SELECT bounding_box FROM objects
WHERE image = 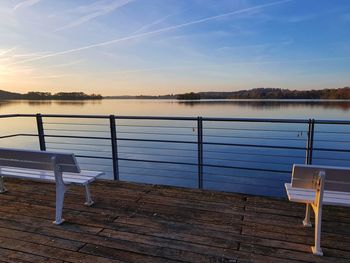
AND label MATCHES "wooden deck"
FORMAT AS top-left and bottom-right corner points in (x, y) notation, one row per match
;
(0, 179), (349, 263)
